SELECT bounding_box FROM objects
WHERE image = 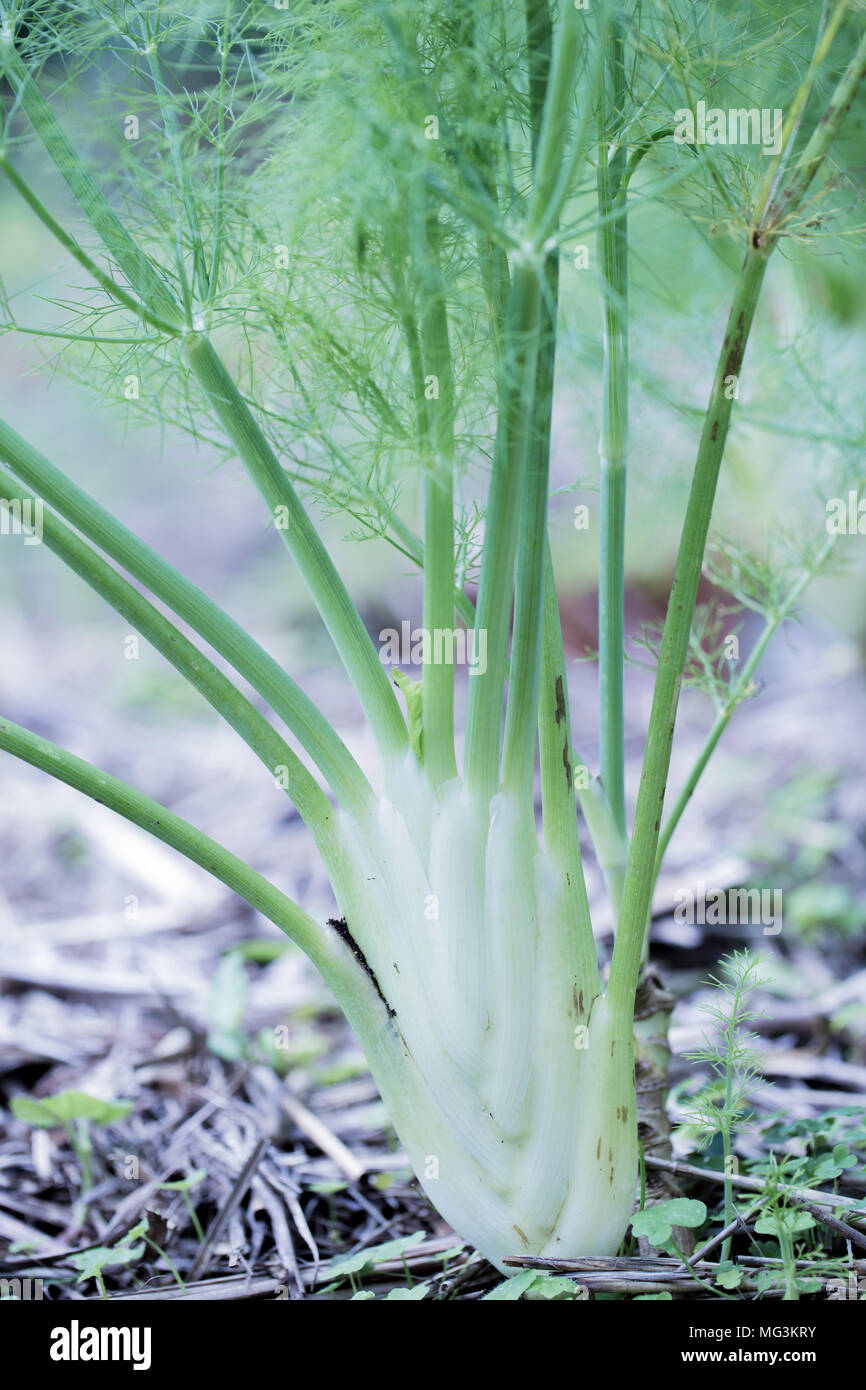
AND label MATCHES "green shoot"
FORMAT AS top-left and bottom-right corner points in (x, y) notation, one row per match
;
(679, 951), (770, 1262)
